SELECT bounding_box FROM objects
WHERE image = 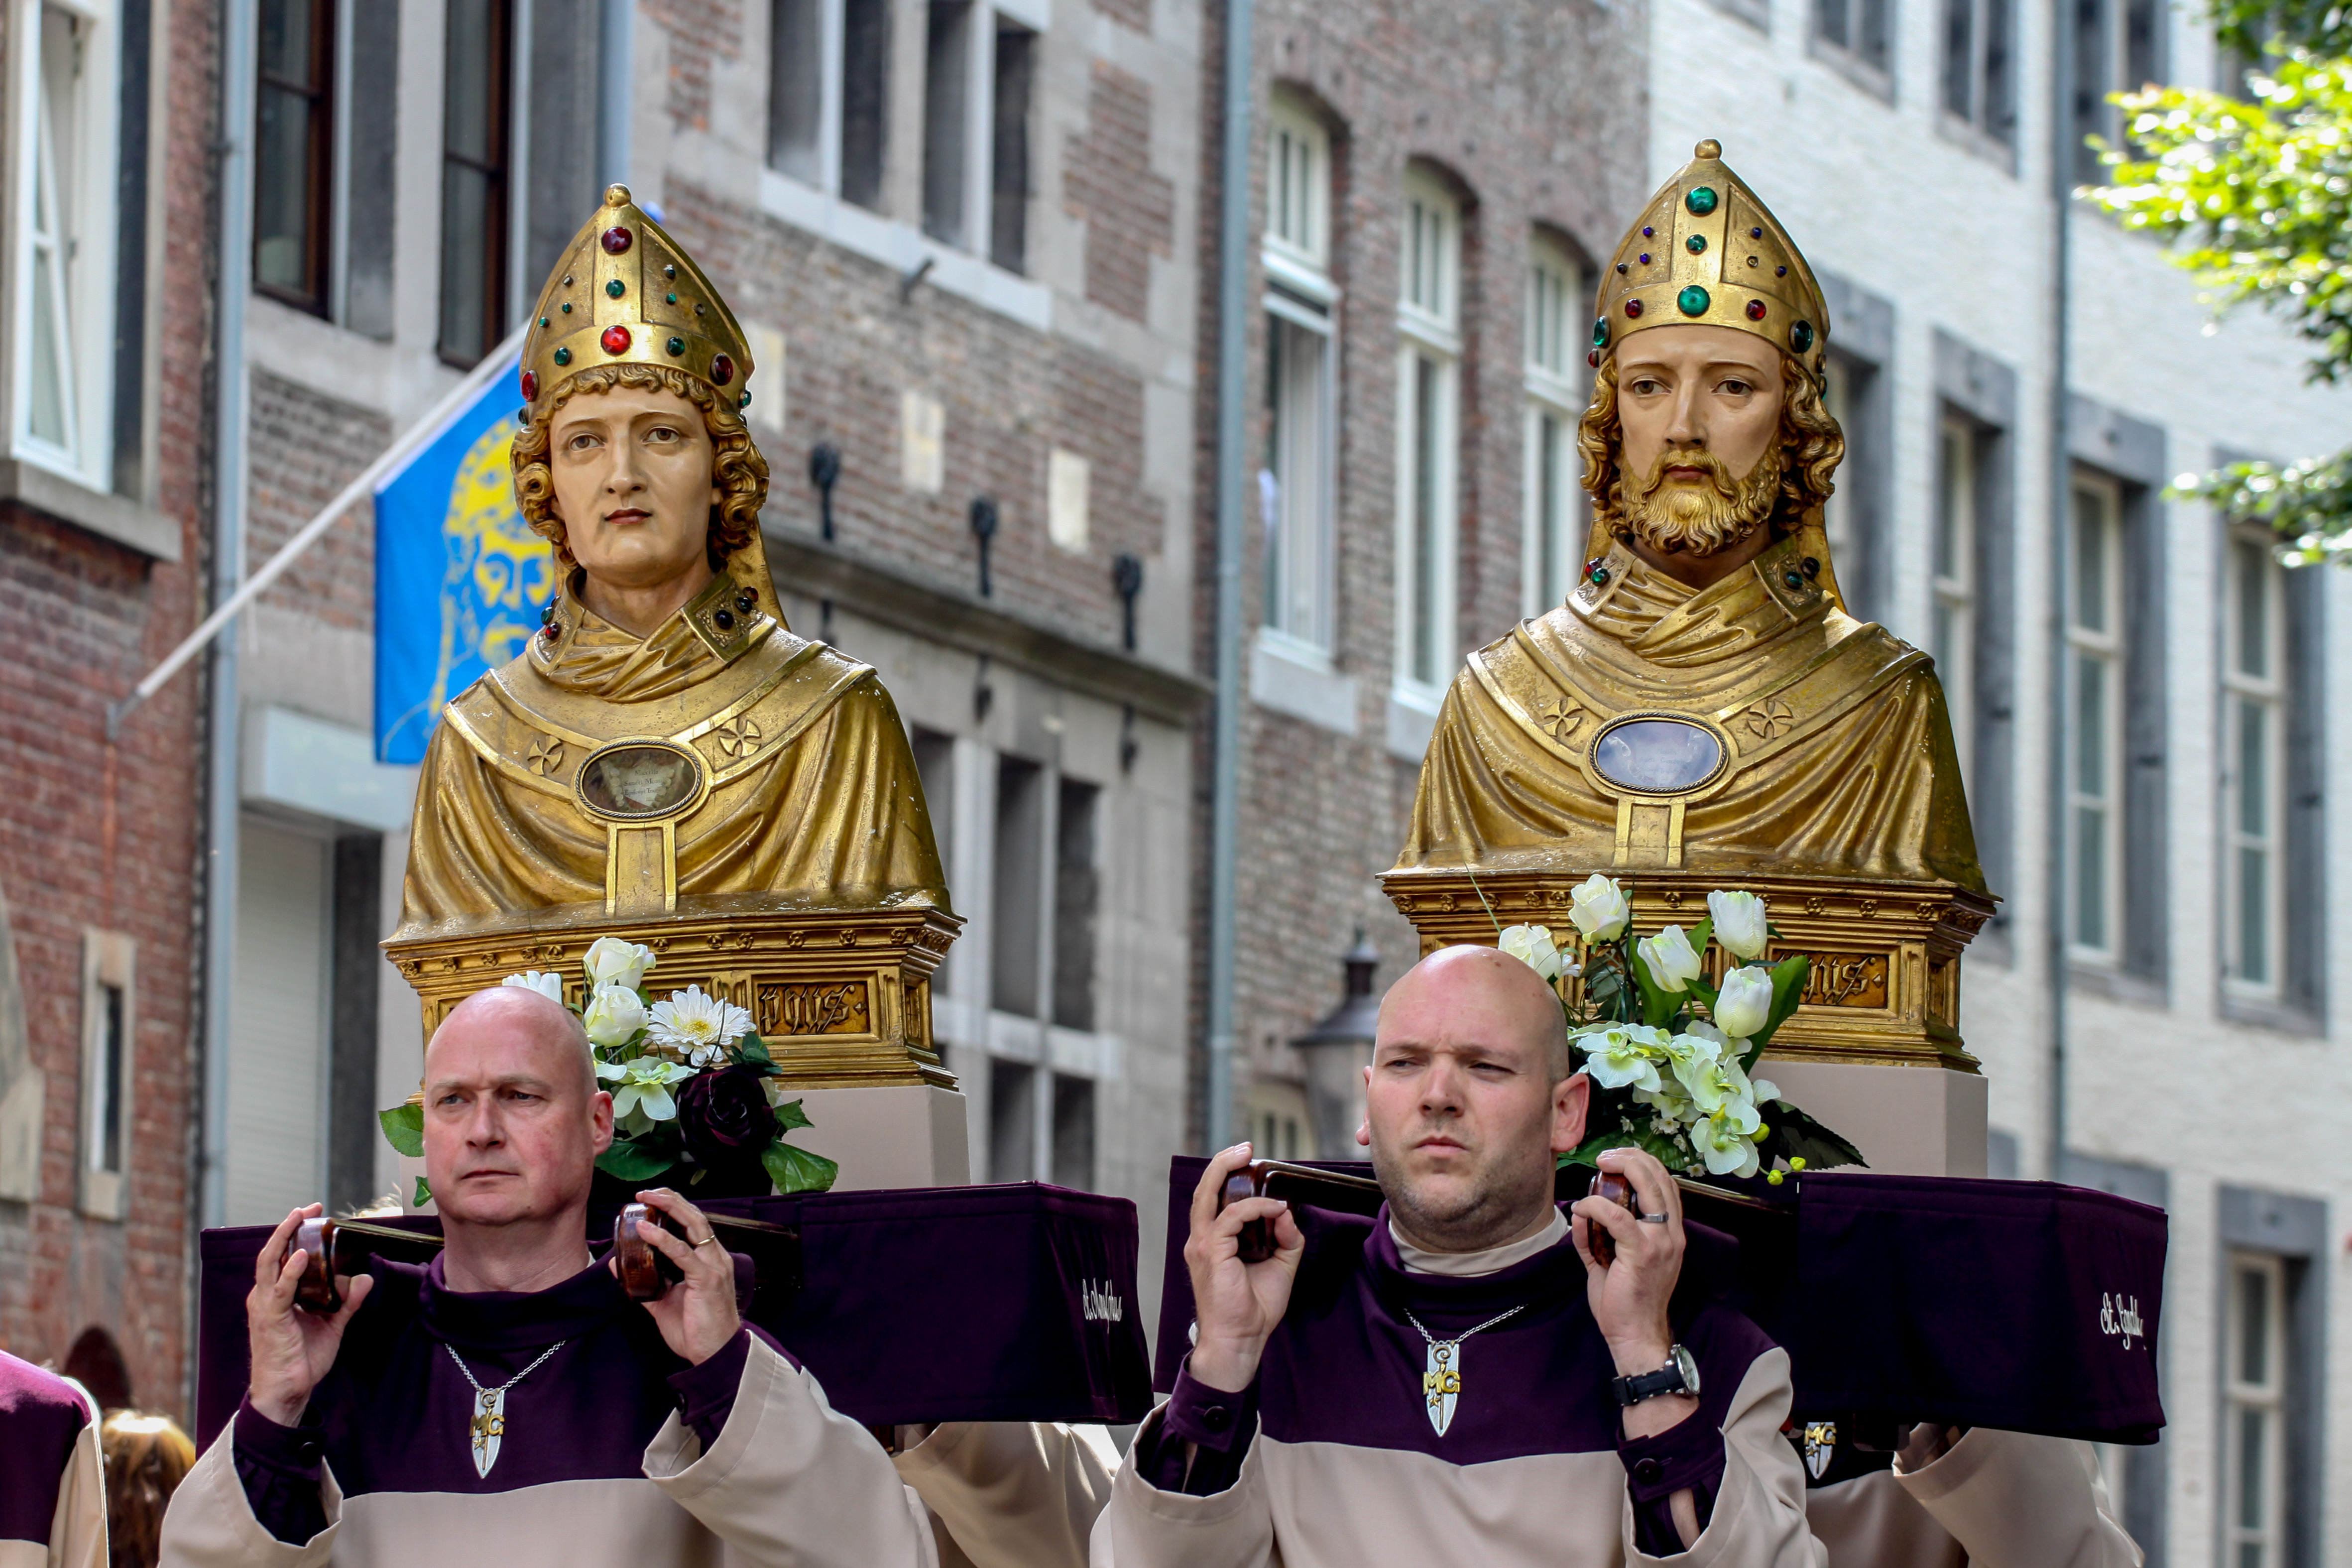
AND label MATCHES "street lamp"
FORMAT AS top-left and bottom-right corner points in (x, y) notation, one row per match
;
(1291, 930), (1381, 1161)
